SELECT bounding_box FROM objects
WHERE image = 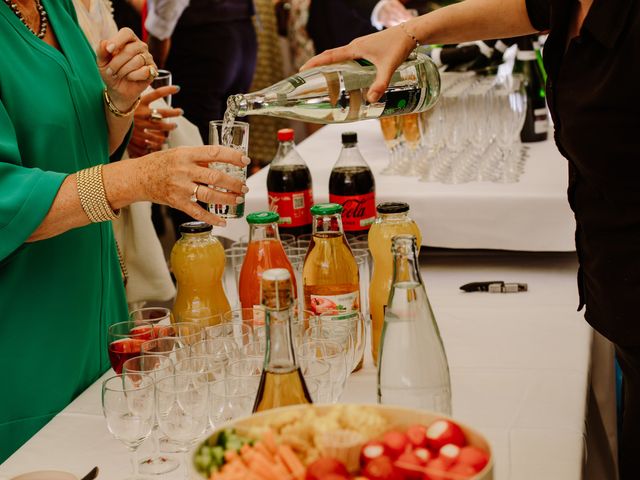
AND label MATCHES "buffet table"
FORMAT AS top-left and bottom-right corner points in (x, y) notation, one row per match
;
(0, 251), (600, 480)
(221, 121), (575, 252)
